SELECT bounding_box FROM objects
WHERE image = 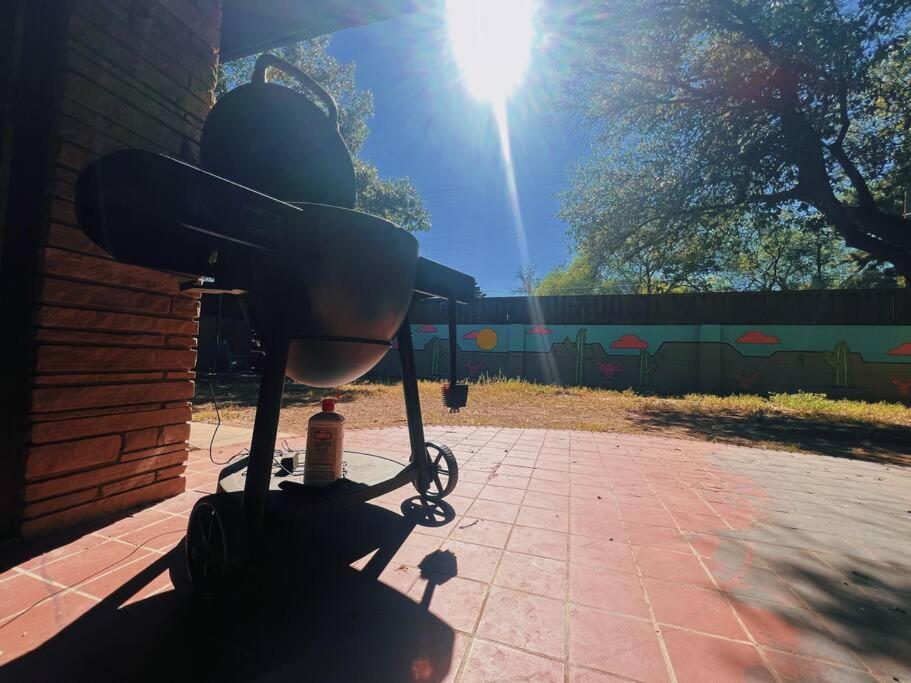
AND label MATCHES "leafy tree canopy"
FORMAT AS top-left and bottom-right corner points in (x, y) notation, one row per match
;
(554, 0), (911, 286)
(217, 37), (430, 232)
